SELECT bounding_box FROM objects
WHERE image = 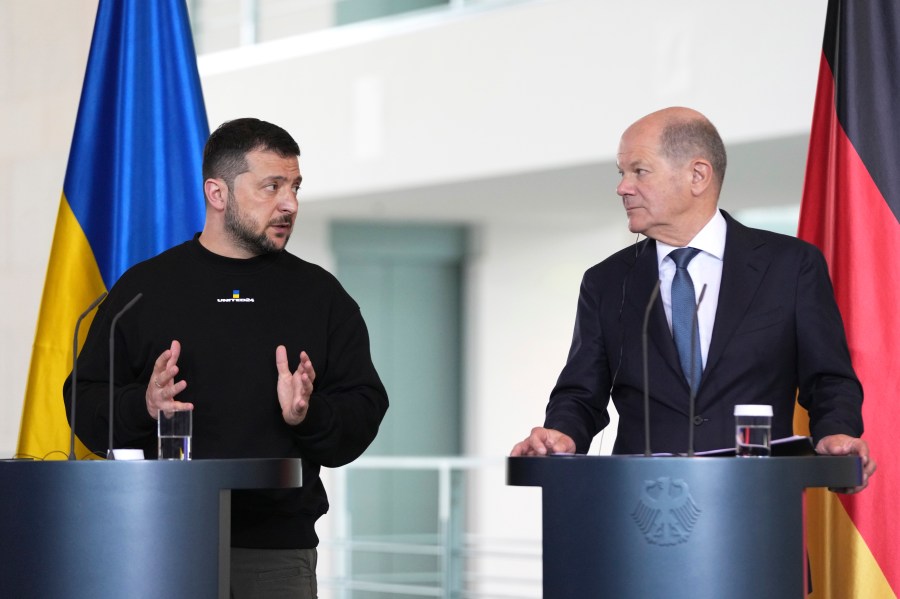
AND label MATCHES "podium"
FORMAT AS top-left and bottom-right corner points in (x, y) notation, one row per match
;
(0, 459), (302, 599)
(507, 455), (861, 599)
